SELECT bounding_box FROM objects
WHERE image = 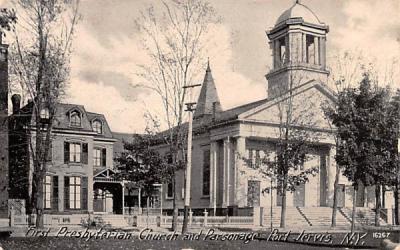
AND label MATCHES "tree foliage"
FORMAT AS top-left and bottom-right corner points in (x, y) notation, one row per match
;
(325, 74), (400, 227)
(115, 134), (179, 196)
